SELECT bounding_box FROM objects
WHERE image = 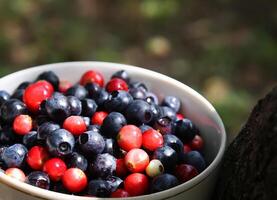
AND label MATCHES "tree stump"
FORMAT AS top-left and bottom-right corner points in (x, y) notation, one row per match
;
(213, 87), (277, 200)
